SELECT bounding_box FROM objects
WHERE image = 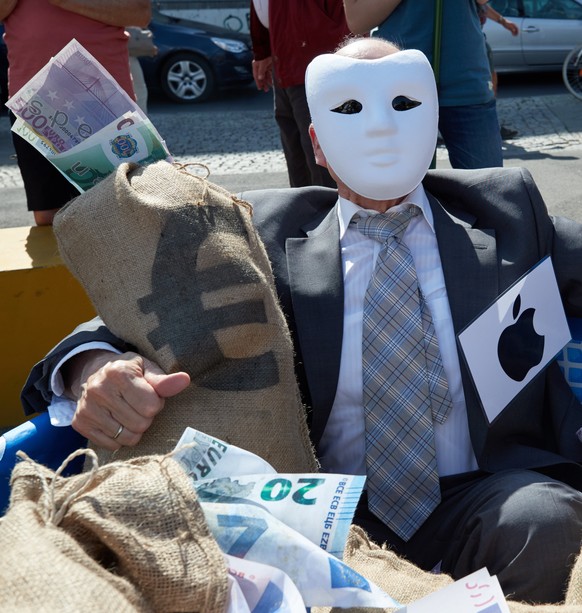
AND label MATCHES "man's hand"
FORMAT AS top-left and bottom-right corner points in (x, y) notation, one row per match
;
(65, 350), (190, 450)
(252, 57), (273, 92)
(501, 17), (519, 36)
